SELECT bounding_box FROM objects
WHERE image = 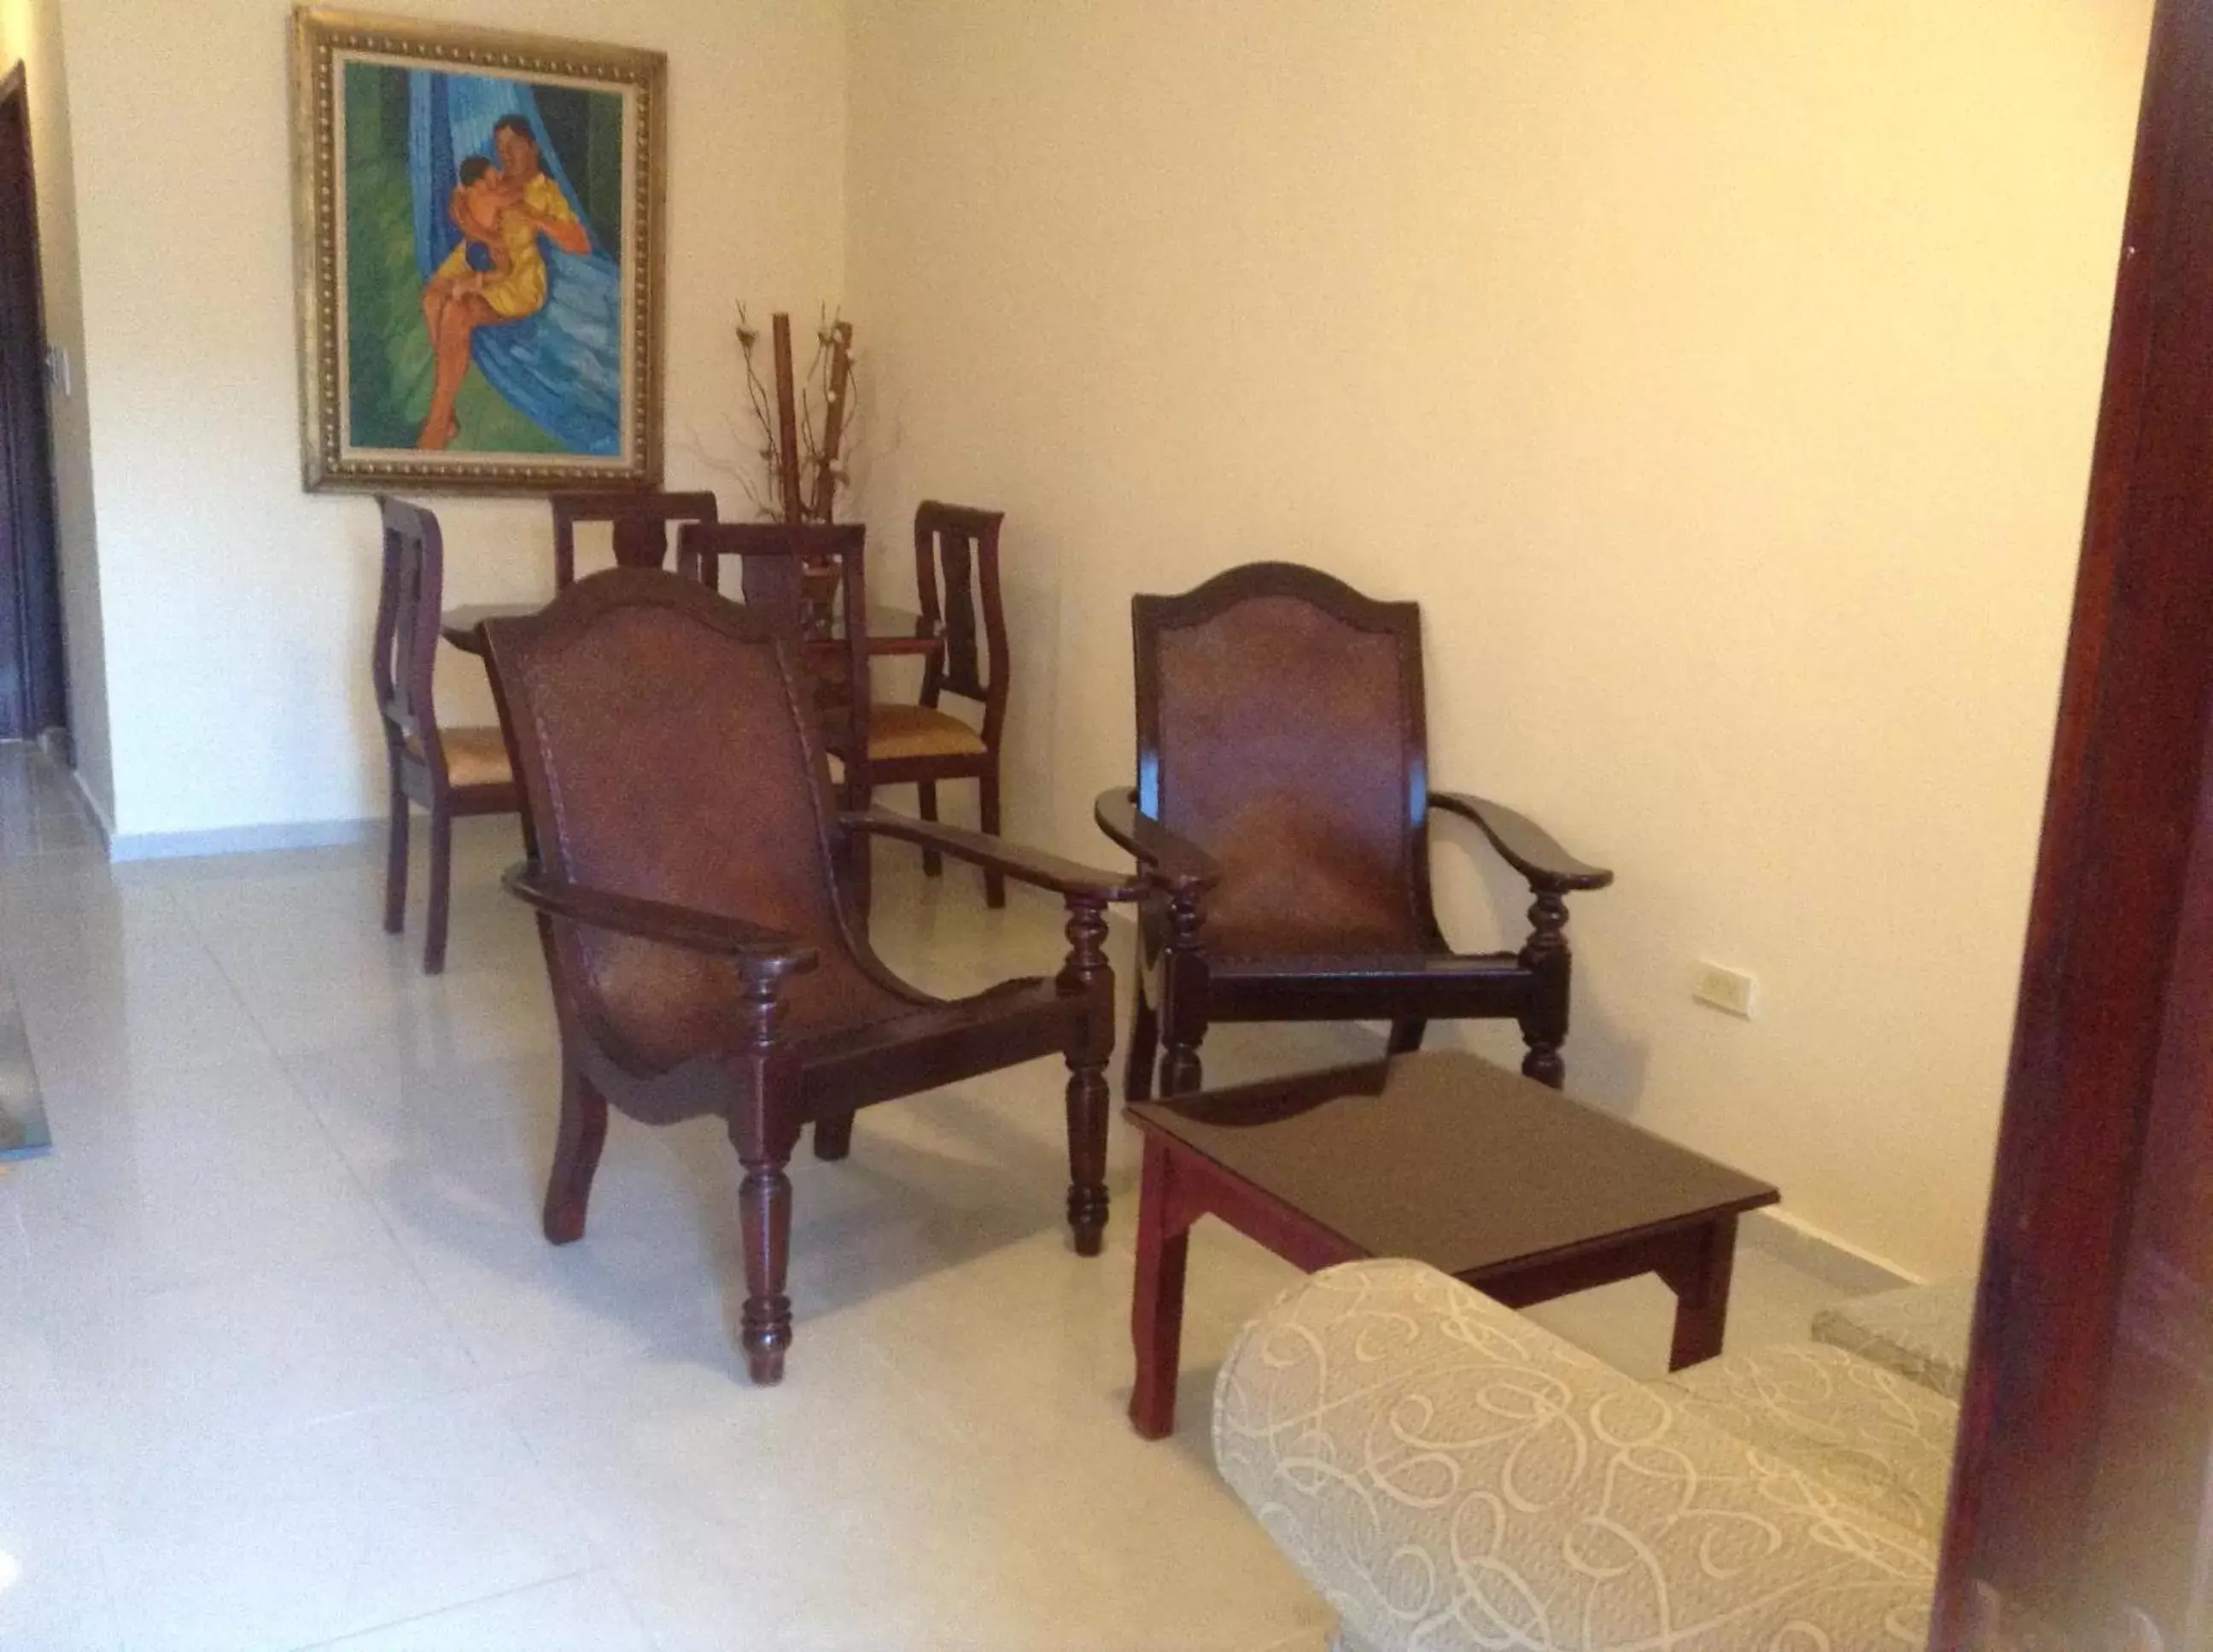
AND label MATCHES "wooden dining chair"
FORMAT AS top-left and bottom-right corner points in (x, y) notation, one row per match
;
(371, 497), (519, 974)
(868, 503), (1011, 907)
(1095, 561), (1614, 1099)
(677, 521), (873, 808)
(550, 490), (718, 588)
(479, 569), (1138, 1383)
